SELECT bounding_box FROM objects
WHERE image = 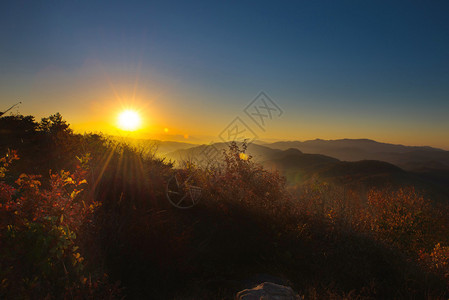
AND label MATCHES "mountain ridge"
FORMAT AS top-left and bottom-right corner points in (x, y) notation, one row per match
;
(265, 138), (449, 170)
